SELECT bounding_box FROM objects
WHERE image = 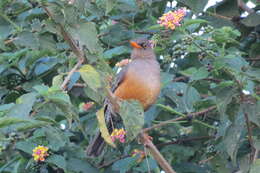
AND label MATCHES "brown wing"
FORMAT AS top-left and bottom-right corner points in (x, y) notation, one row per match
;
(111, 65), (129, 92)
